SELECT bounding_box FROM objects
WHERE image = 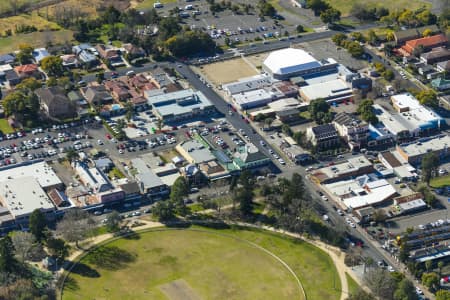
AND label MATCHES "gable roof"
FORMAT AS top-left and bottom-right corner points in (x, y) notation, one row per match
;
(35, 86), (69, 106)
(405, 34), (448, 49)
(14, 64), (38, 73)
(420, 47), (450, 61)
(394, 25), (439, 43)
(84, 86), (113, 103)
(437, 60), (450, 71)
